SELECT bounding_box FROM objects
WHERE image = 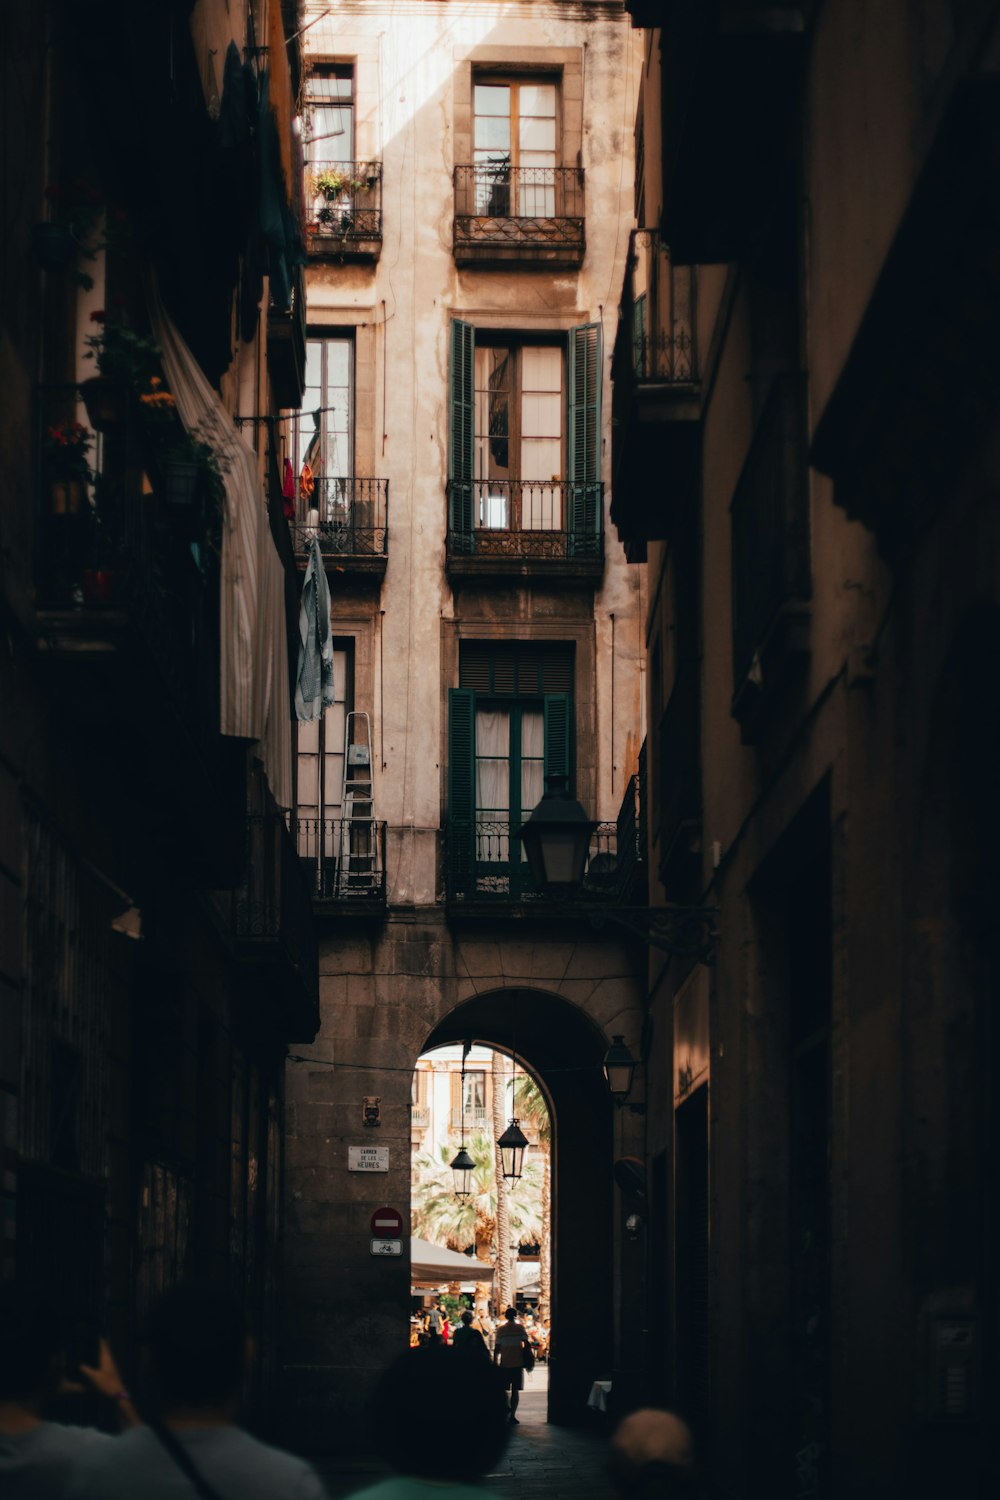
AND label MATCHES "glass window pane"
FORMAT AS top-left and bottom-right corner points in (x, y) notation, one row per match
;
(475, 116), (511, 152)
(519, 84), (556, 117)
(475, 84), (510, 117)
(521, 393), (562, 439)
(519, 117), (557, 153)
